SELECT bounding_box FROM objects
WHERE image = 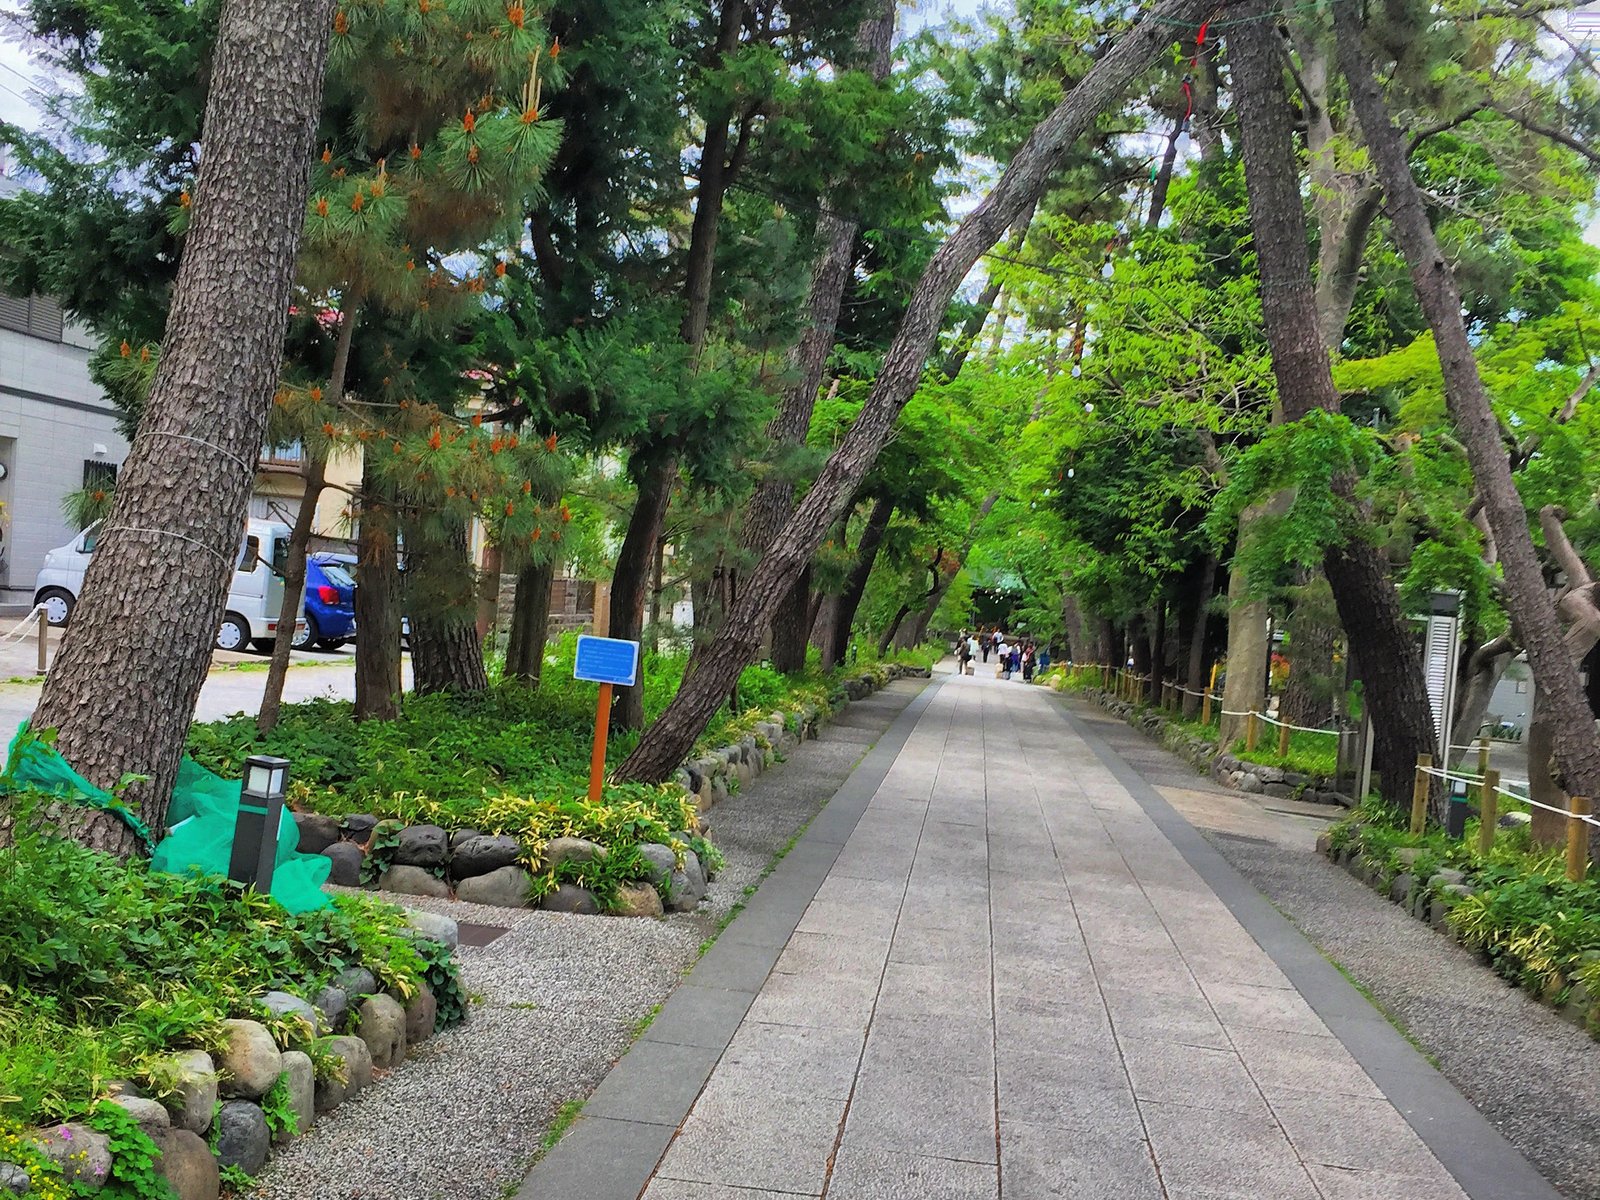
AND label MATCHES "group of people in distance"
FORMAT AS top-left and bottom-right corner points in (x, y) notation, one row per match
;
(955, 628), (1049, 681)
